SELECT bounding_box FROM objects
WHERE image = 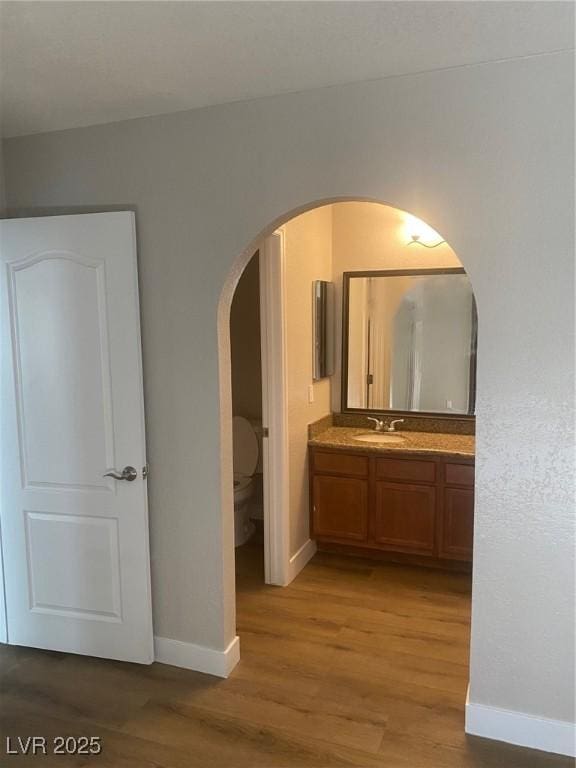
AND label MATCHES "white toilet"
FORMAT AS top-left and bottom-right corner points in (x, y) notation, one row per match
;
(232, 416), (259, 547)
